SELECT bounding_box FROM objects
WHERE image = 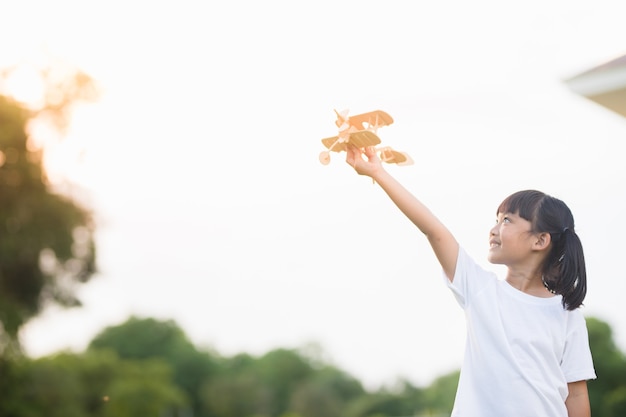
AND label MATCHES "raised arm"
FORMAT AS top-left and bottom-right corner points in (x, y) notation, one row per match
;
(346, 145), (459, 280)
